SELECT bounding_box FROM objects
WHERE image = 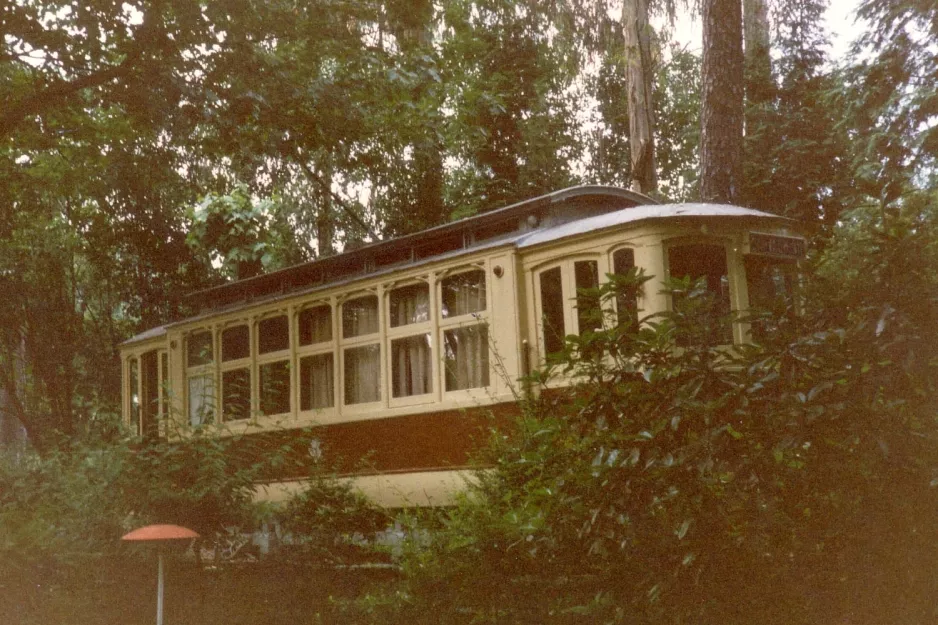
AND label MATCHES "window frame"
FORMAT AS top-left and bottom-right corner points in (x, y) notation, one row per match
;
(386, 277), (436, 407)
(255, 311), (291, 418)
(532, 253), (607, 362)
(608, 245), (642, 329)
(662, 236), (741, 345)
(219, 320), (252, 422)
(437, 264), (492, 397)
(124, 347), (170, 438)
(339, 289), (383, 410)
(184, 328), (217, 427)
(295, 299), (338, 417)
